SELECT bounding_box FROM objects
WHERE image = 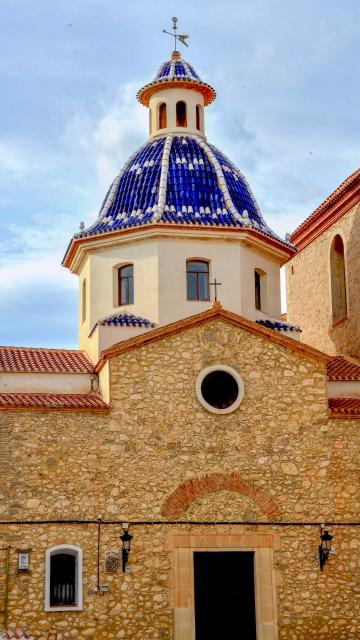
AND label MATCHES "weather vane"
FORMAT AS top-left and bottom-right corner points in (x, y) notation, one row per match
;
(162, 17), (189, 51)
